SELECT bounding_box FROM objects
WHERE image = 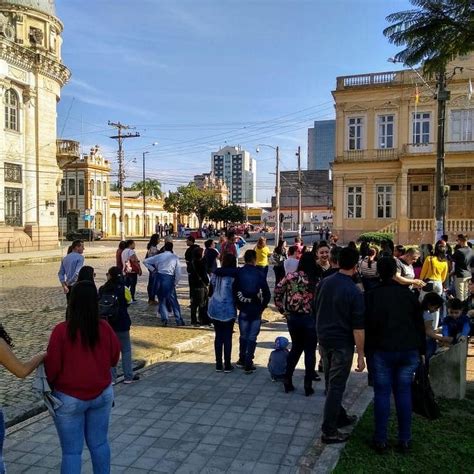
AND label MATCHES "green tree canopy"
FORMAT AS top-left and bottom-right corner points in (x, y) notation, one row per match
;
(209, 203), (245, 225)
(163, 183), (220, 228)
(129, 179), (163, 198)
(384, 0), (474, 75)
